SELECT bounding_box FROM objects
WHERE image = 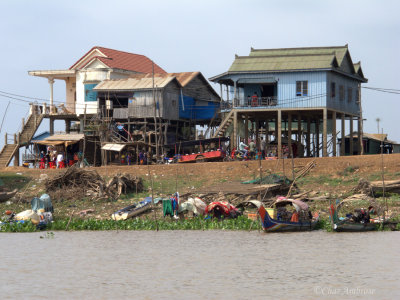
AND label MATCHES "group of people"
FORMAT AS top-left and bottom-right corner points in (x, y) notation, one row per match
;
(39, 150), (79, 169)
(119, 150), (150, 165)
(237, 137), (271, 159)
